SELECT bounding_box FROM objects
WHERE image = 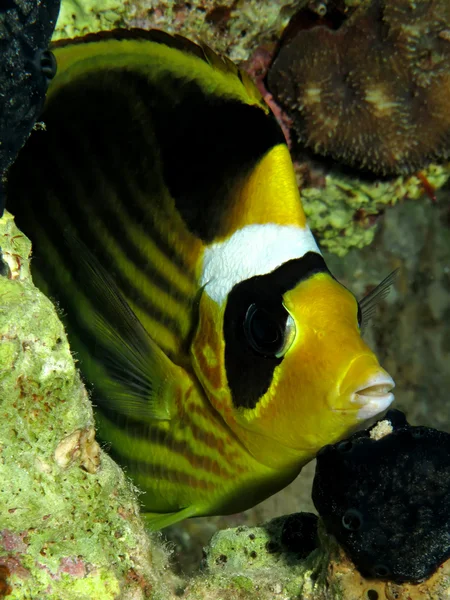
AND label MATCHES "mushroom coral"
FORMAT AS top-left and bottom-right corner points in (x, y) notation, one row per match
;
(267, 0), (450, 175)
